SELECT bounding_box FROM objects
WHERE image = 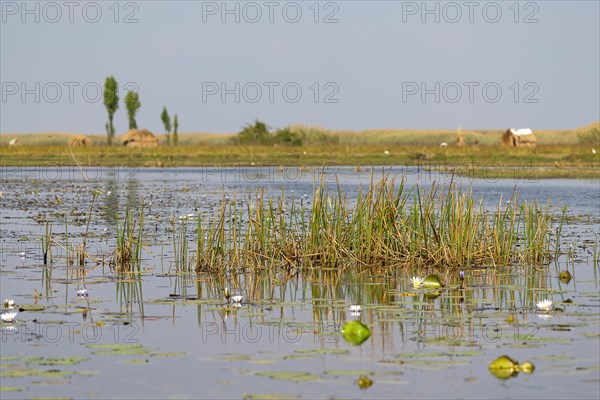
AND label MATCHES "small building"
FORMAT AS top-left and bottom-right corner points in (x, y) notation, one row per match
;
(121, 129), (159, 148)
(502, 128), (537, 147)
